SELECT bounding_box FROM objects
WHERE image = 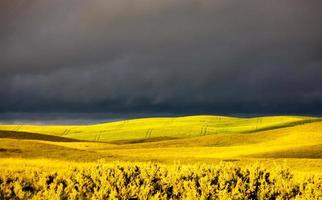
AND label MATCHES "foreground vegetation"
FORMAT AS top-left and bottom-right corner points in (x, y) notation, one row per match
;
(1, 160), (321, 200)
